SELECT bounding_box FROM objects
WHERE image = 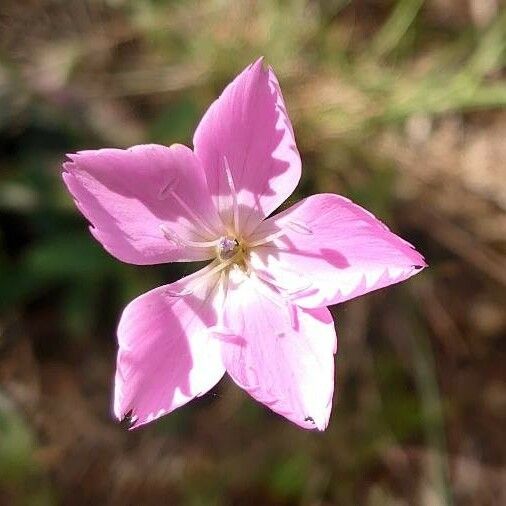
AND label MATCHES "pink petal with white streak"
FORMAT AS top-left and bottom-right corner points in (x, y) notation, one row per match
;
(193, 58), (301, 235)
(249, 193), (426, 308)
(219, 270), (337, 430)
(114, 265), (225, 428)
(63, 144), (222, 265)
